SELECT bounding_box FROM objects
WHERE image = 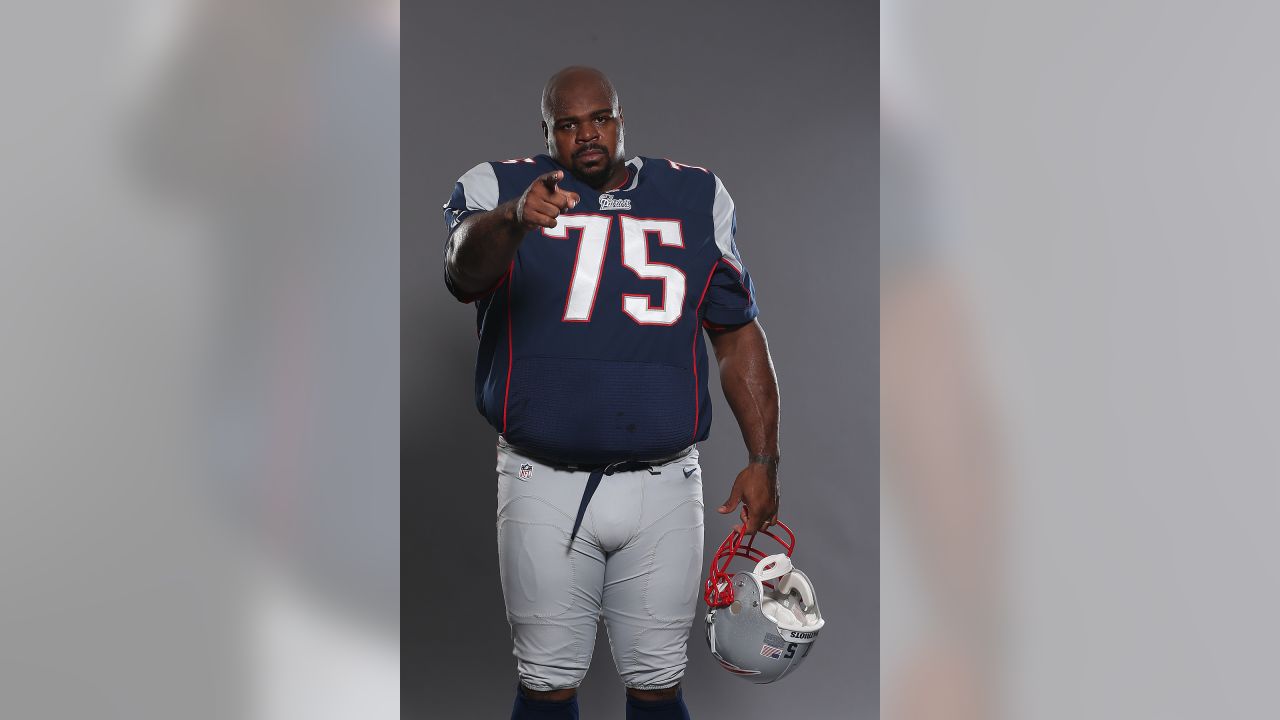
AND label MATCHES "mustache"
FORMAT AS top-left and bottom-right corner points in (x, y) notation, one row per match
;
(574, 144), (608, 159)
